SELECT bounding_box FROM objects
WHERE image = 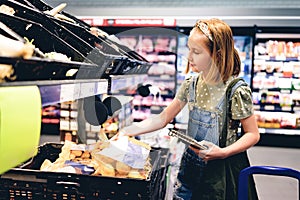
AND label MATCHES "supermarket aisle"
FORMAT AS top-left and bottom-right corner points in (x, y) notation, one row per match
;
(39, 135), (300, 200)
(248, 146), (300, 200)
